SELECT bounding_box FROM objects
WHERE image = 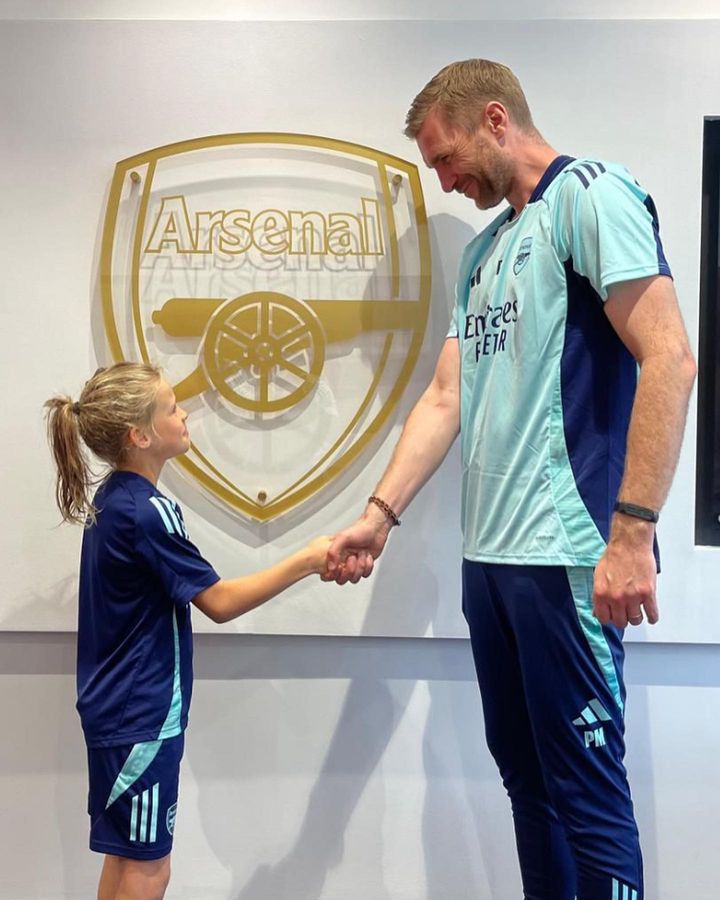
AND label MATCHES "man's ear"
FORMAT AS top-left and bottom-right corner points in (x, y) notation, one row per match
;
(484, 101), (508, 140)
(127, 425), (152, 450)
